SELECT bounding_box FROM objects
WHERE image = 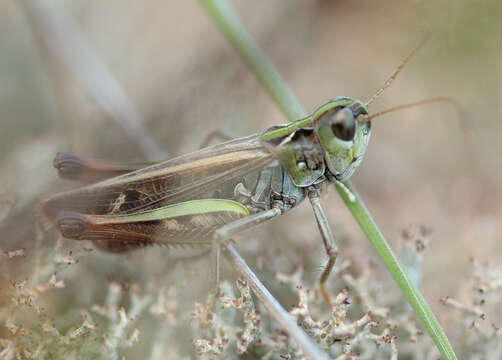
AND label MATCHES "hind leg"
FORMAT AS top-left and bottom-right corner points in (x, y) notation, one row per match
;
(210, 206), (283, 293)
